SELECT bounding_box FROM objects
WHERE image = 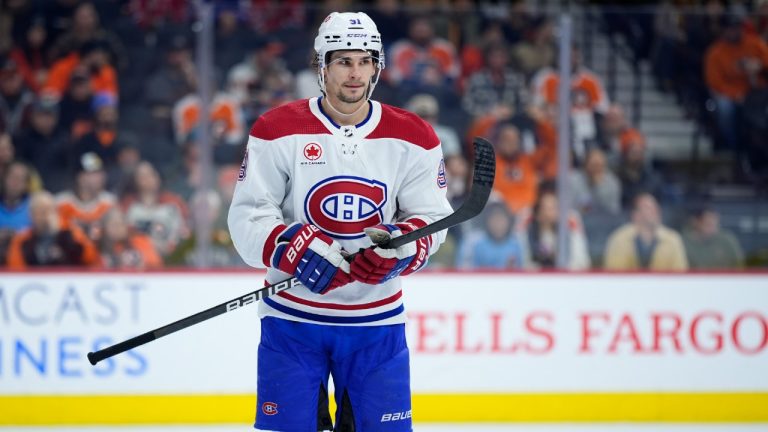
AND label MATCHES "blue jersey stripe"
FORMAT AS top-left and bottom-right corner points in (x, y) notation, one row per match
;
(263, 297), (404, 324)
